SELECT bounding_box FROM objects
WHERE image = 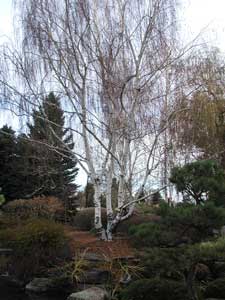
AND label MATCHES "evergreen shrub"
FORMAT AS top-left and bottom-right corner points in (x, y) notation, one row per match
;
(120, 278), (188, 300)
(0, 218), (68, 279)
